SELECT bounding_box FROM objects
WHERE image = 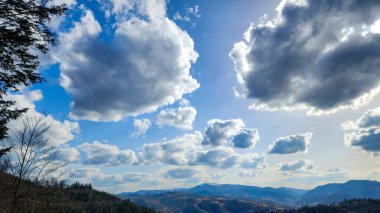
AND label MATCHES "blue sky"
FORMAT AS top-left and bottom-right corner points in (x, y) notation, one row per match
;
(8, 0), (380, 193)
